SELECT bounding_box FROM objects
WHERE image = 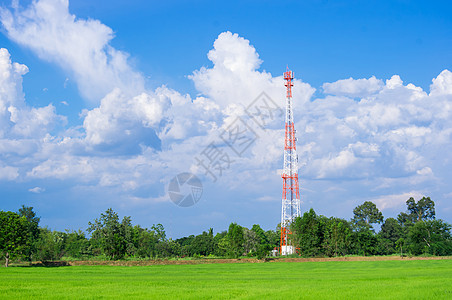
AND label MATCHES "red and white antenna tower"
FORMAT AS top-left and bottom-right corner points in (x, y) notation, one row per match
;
(280, 67), (301, 255)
